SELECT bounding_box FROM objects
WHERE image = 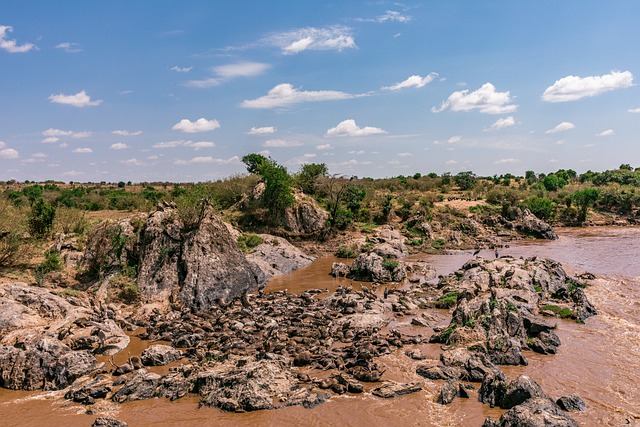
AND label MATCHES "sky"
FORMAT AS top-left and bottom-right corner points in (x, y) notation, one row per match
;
(1, 1), (640, 183)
